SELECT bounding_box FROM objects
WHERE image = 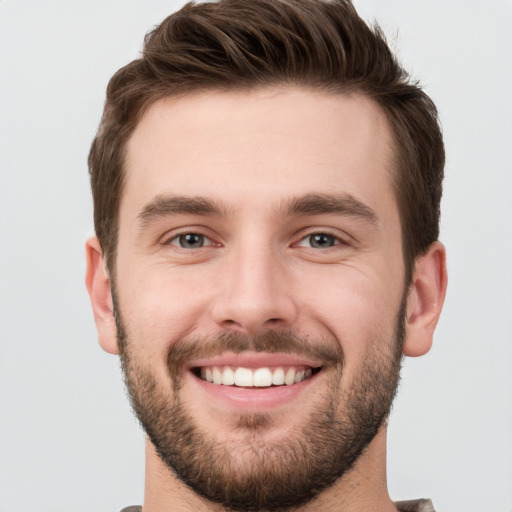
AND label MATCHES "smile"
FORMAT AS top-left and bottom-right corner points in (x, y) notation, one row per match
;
(186, 354), (326, 409)
(197, 365), (316, 387)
